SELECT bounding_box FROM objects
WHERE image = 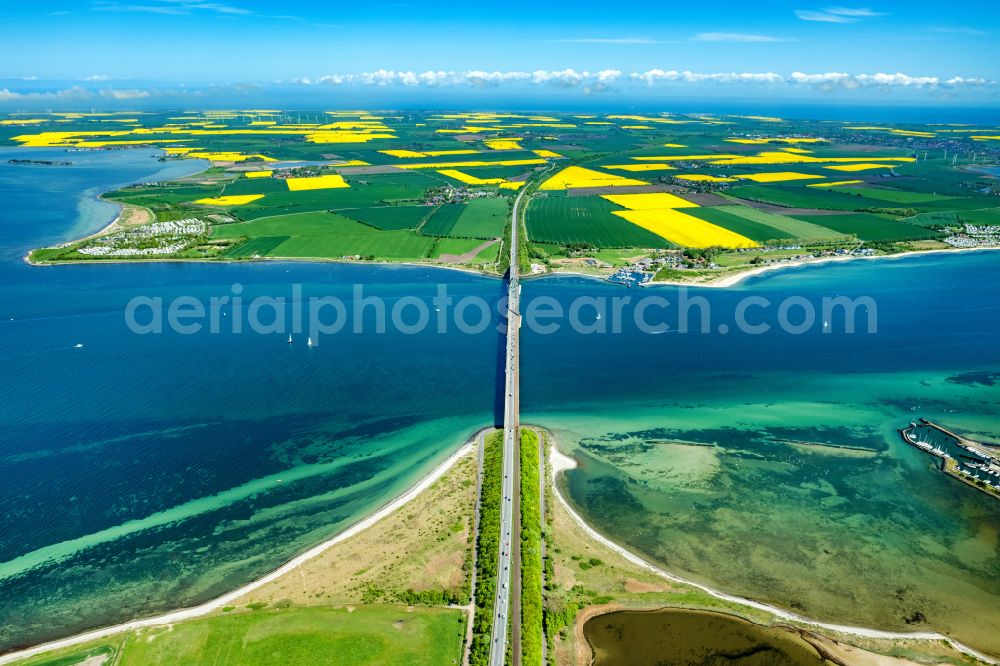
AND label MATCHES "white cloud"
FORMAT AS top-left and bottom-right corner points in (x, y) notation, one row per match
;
(0, 69), (994, 106)
(299, 69), (997, 93)
(825, 7), (884, 17)
(0, 86), (95, 101)
(82, 74), (111, 81)
(933, 27), (988, 36)
(796, 7), (886, 23)
(597, 69), (623, 84)
(99, 88), (151, 99)
(693, 33), (792, 42)
(629, 70), (786, 85)
(0, 86), (157, 102)
(92, 0), (253, 16)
